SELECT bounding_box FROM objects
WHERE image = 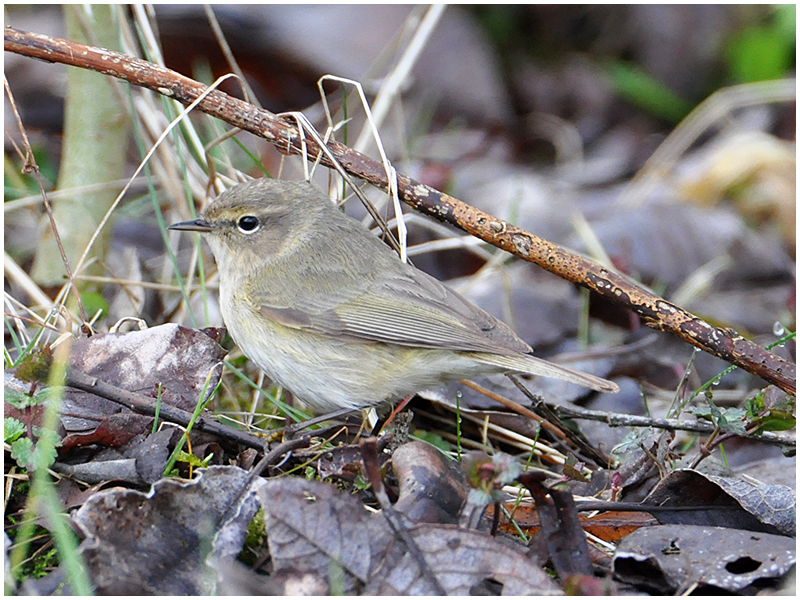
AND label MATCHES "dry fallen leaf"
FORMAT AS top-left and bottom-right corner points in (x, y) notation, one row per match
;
(73, 466), (261, 594)
(613, 524), (796, 594)
(258, 475), (561, 595)
(643, 468), (796, 536)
